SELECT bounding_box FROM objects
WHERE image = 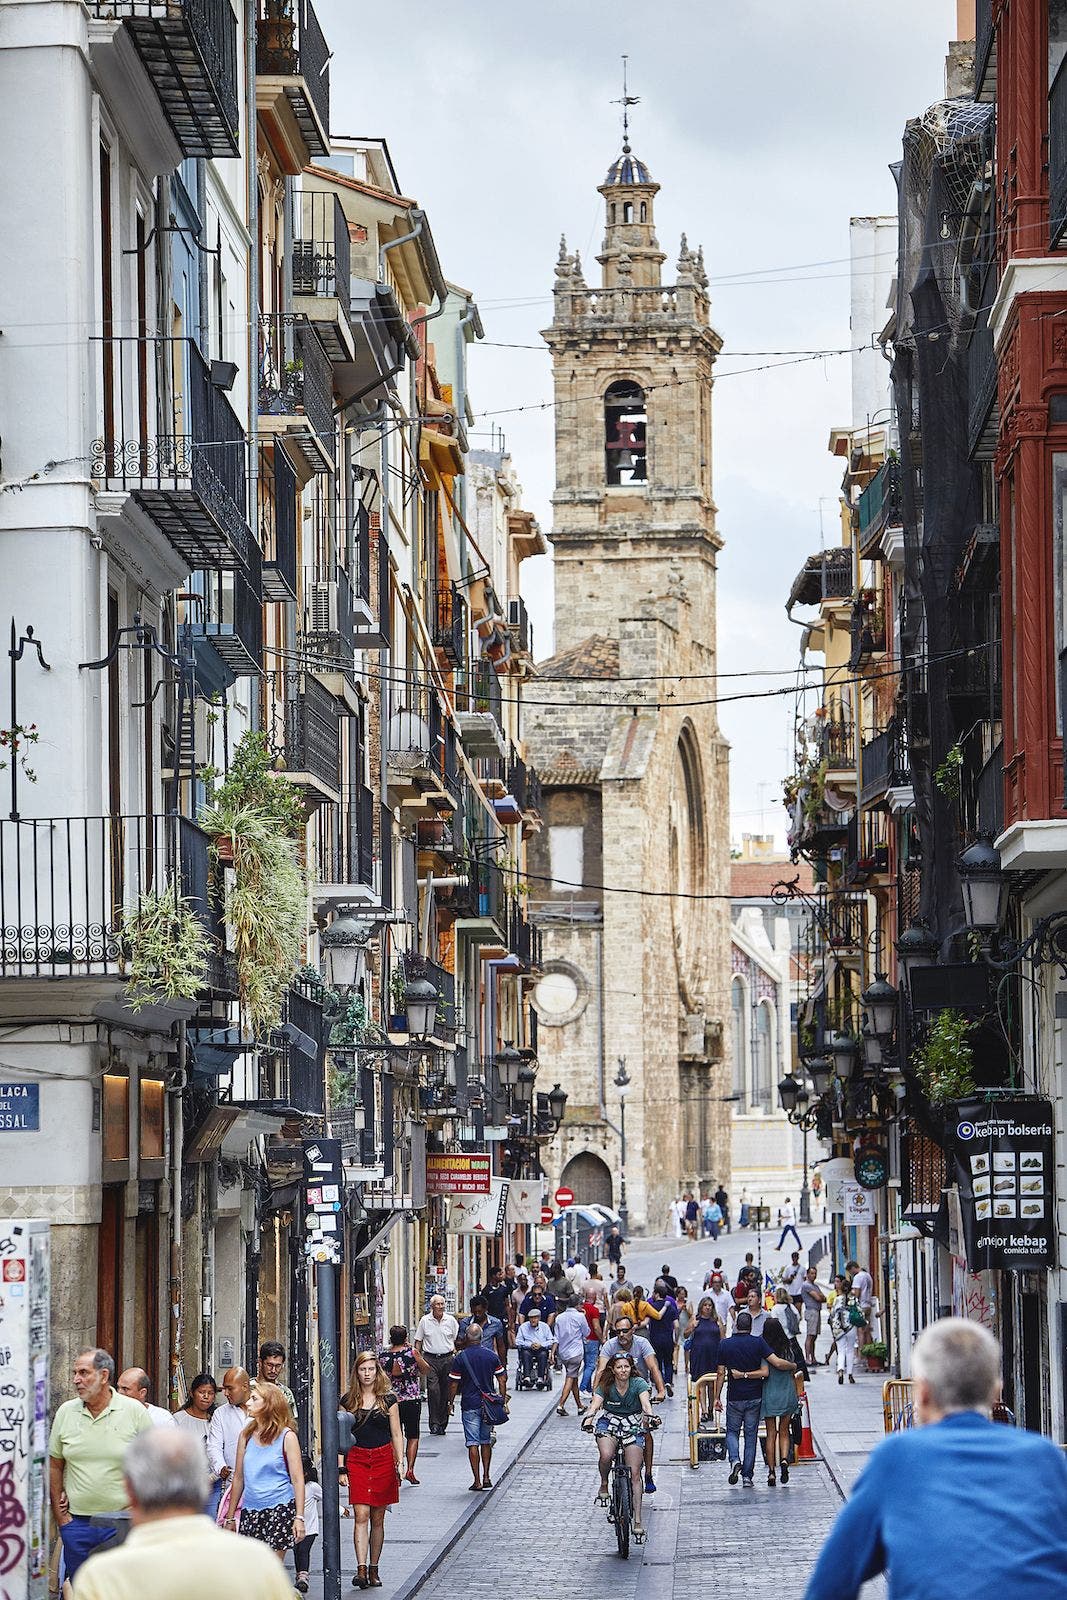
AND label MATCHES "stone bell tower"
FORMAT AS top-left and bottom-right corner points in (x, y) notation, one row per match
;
(524, 129), (732, 1235)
